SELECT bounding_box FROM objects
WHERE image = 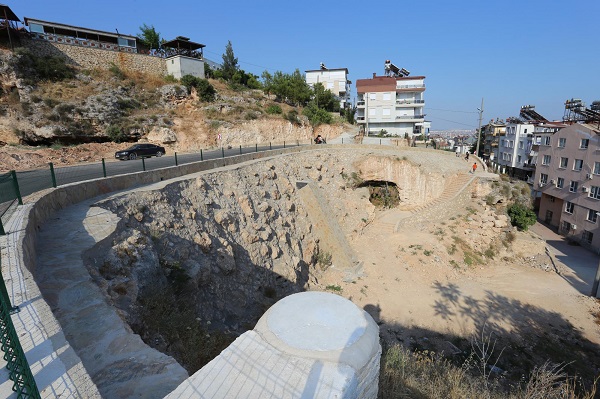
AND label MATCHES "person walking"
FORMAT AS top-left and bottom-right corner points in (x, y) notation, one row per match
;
(472, 162), (477, 173)
(465, 151), (470, 161)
